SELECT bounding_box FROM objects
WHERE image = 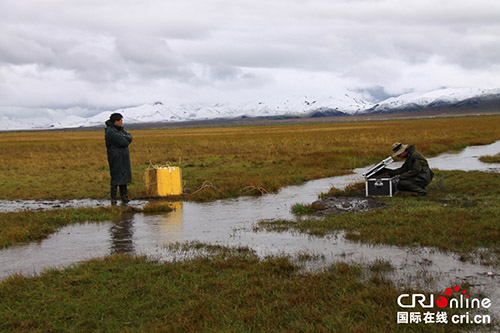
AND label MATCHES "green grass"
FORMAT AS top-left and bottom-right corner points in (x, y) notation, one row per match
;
(0, 251), (470, 332)
(258, 171), (500, 264)
(292, 203), (317, 215)
(0, 202), (172, 249)
(479, 152), (500, 163)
